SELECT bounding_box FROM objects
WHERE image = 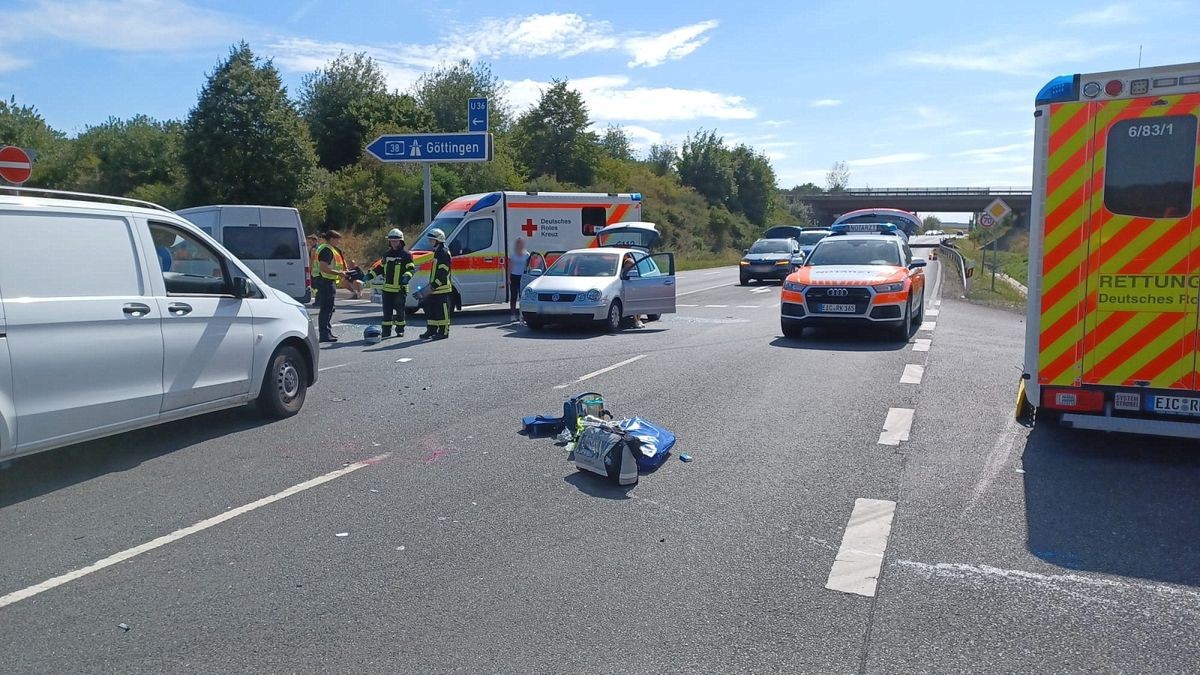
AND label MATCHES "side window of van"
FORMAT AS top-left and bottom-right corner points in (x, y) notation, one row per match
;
(0, 213), (143, 298)
(150, 222), (231, 295)
(448, 219), (494, 256)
